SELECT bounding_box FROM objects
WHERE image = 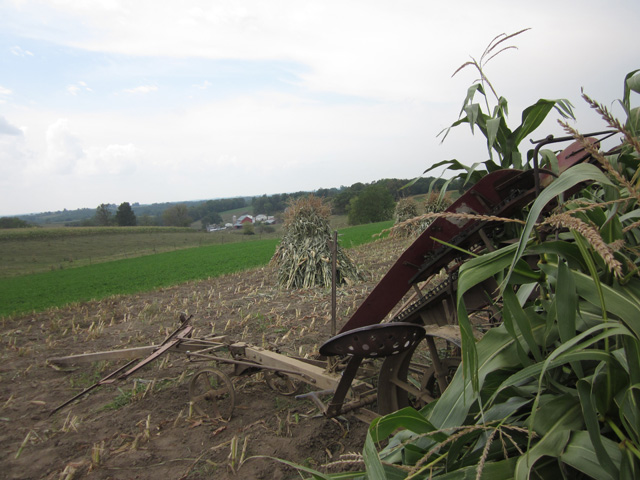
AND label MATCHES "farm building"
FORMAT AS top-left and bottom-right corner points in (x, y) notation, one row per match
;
(233, 214), (254, 228)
